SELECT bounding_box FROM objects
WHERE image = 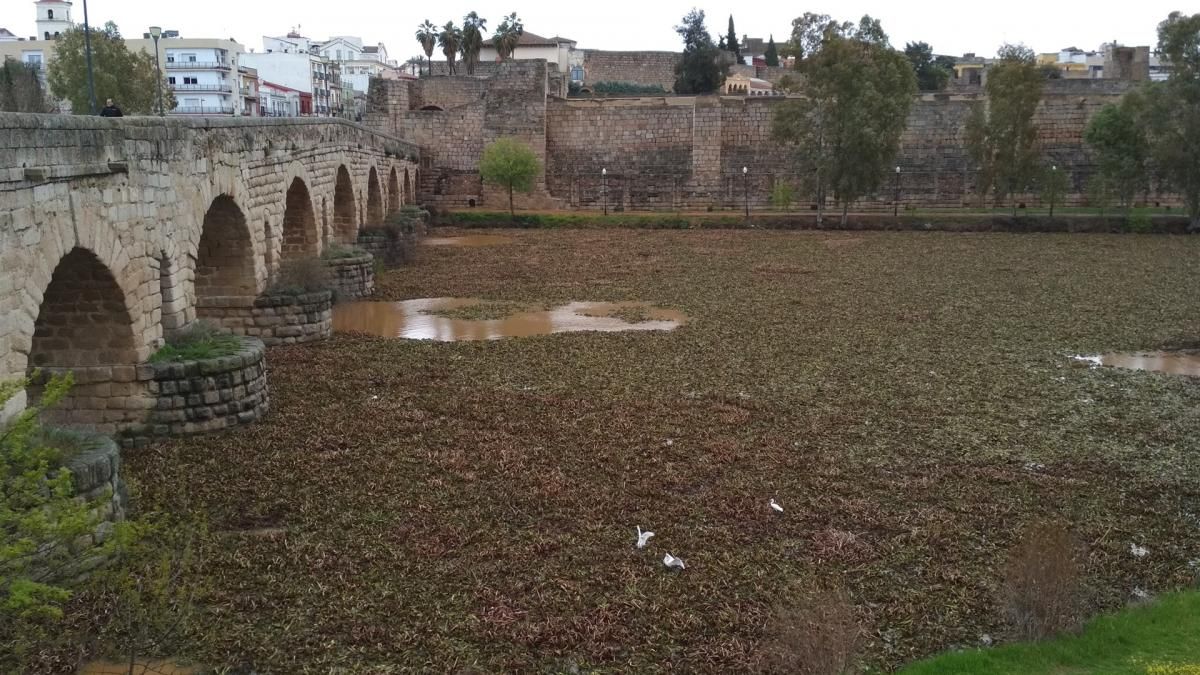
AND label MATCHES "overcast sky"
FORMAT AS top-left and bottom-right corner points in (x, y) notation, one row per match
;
(2, 1), (1181, 58)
